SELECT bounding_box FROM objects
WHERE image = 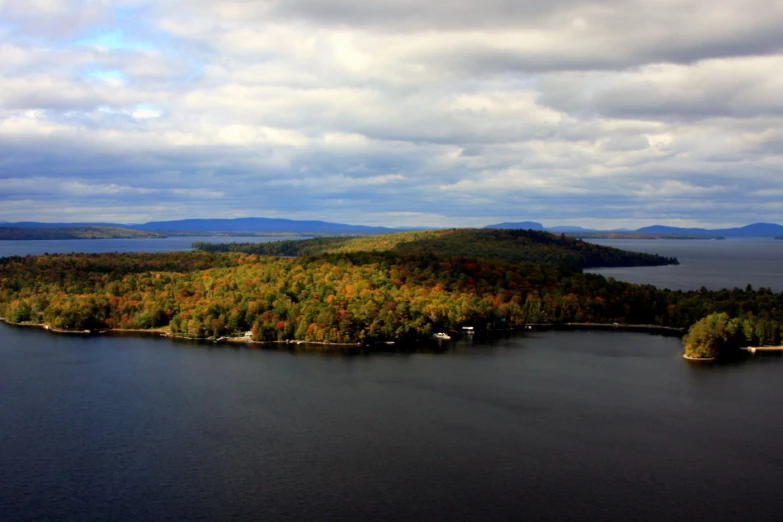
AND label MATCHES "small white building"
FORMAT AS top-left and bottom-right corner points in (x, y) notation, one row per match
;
(243, 331), (253, 338)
